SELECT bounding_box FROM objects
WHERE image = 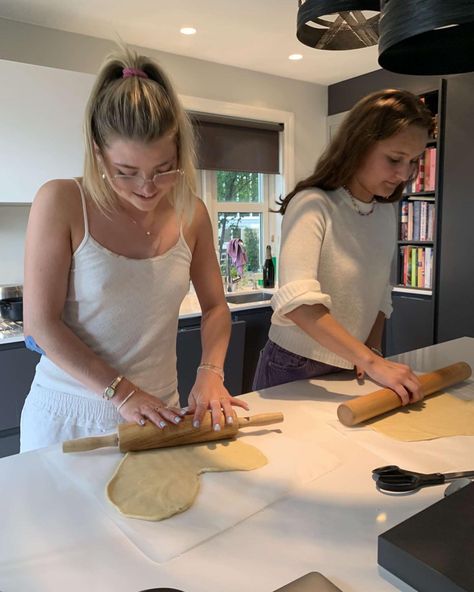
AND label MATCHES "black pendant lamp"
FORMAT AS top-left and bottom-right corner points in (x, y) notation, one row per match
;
(297, 0), (381, 50)
(379, 0), (474, 75)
